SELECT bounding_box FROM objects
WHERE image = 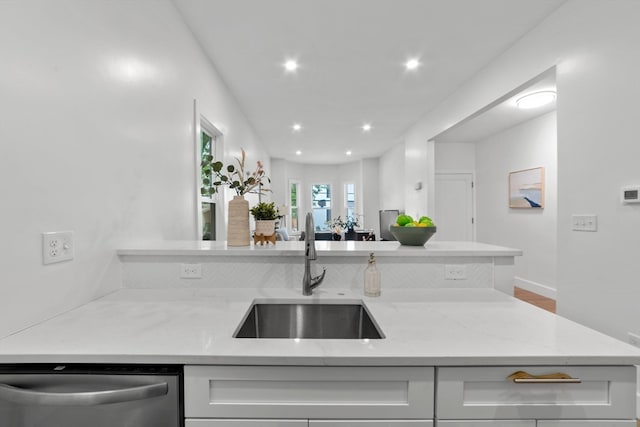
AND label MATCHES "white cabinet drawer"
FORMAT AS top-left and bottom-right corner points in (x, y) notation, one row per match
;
(186, 420), (434, 427)
(436, 422), (534, 426)
(537, 421), (637, 426)
(186, 421), (307, 427)
(185, 366), (434, 419)
(310, 421), (433, 426)
(436, 366), (636, 420)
